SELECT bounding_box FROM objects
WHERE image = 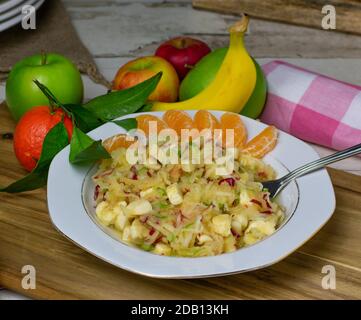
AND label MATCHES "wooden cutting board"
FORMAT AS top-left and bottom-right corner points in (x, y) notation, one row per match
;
(192, 0), (361, 35)
(0, 102), (360, 300)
